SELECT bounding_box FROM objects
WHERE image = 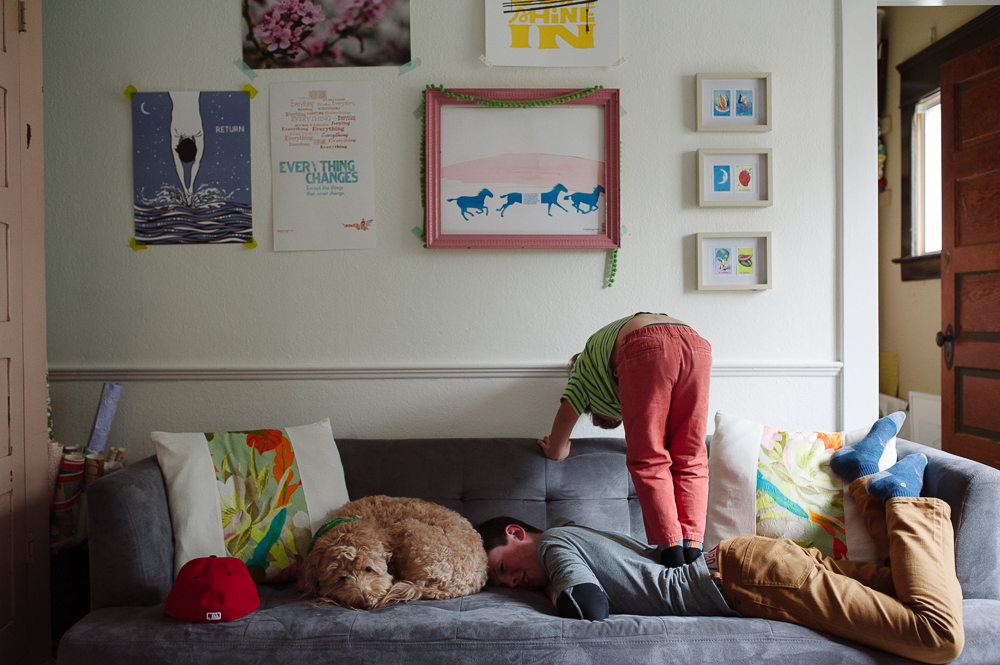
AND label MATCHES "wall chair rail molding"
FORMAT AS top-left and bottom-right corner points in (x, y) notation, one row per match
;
(47, 361), (843, 383)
